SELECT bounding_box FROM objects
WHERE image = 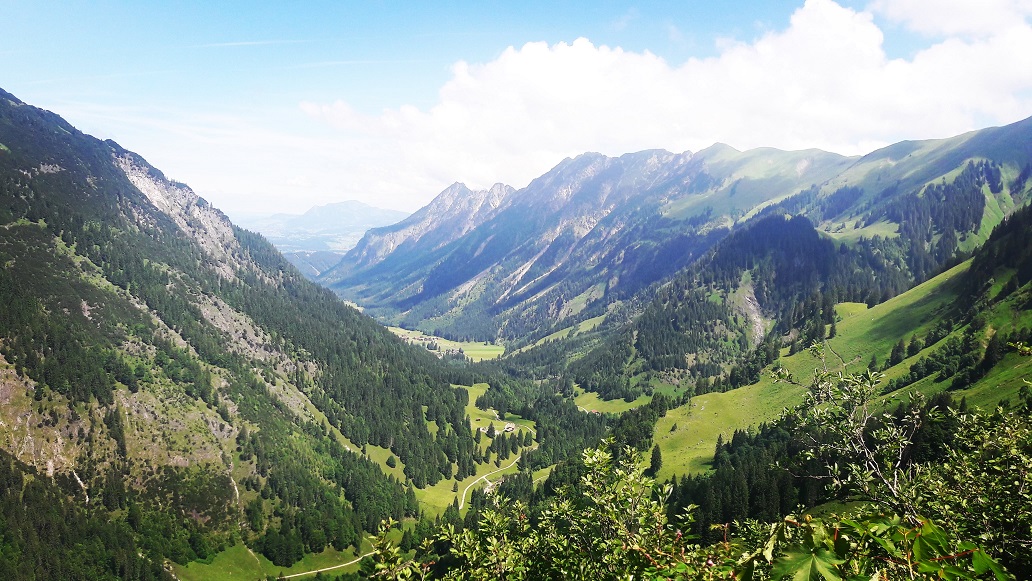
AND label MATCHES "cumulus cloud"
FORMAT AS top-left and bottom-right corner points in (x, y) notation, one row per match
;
(298, 0), (1032, 207)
